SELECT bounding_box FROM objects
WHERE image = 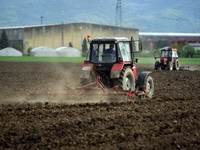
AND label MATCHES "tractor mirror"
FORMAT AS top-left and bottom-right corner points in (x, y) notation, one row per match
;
(139, 42), (142, 51)
(132, 40), (143, 53)
(131, 36), (142, 53)
(154, 50), (160, 59)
